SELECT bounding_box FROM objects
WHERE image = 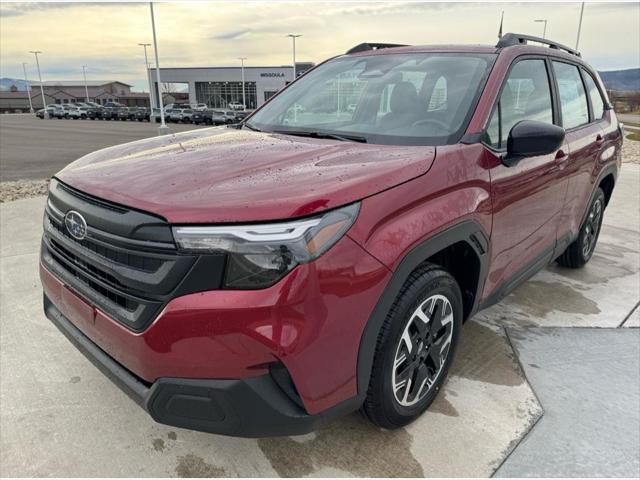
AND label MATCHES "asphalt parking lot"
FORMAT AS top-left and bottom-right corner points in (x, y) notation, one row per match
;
(0, 114), (208, 181)
(0, 116), (638, 477)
